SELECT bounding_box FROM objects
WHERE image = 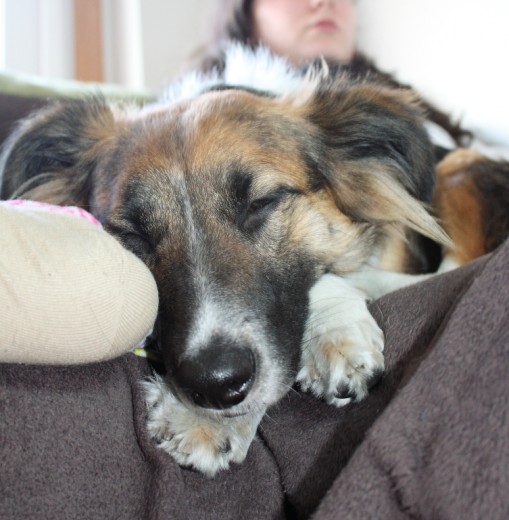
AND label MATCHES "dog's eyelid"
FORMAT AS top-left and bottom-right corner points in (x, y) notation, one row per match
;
(105, 221), (155, 249)
(239, 186), (301, 233)
(249, 186), (301, 206)
(105, 221), (140, 236)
